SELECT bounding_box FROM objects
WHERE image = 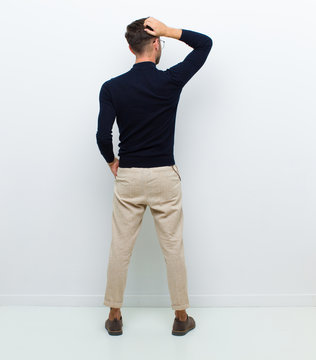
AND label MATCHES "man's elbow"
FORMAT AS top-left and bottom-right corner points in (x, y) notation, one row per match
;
(203, 37), (213, 58)
(205, 36), (213, 50)
(96, 132), (111, 144)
